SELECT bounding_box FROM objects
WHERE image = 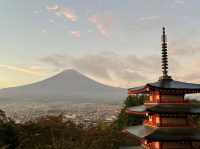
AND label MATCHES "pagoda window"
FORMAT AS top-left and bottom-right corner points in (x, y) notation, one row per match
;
(156, 116), (160, 125)
(150, 91), (160, 103)
(149, 95), (153, 102)
(155, 94), (160, 101)
(149, 115), (152, 122)
(154, 142), (160, 149)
